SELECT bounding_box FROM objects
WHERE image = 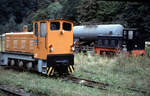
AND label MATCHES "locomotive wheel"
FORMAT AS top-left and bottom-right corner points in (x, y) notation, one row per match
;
(18, 61), (23, 67)
(26, 62), (32, 70)
(10, 59), (15, 66)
